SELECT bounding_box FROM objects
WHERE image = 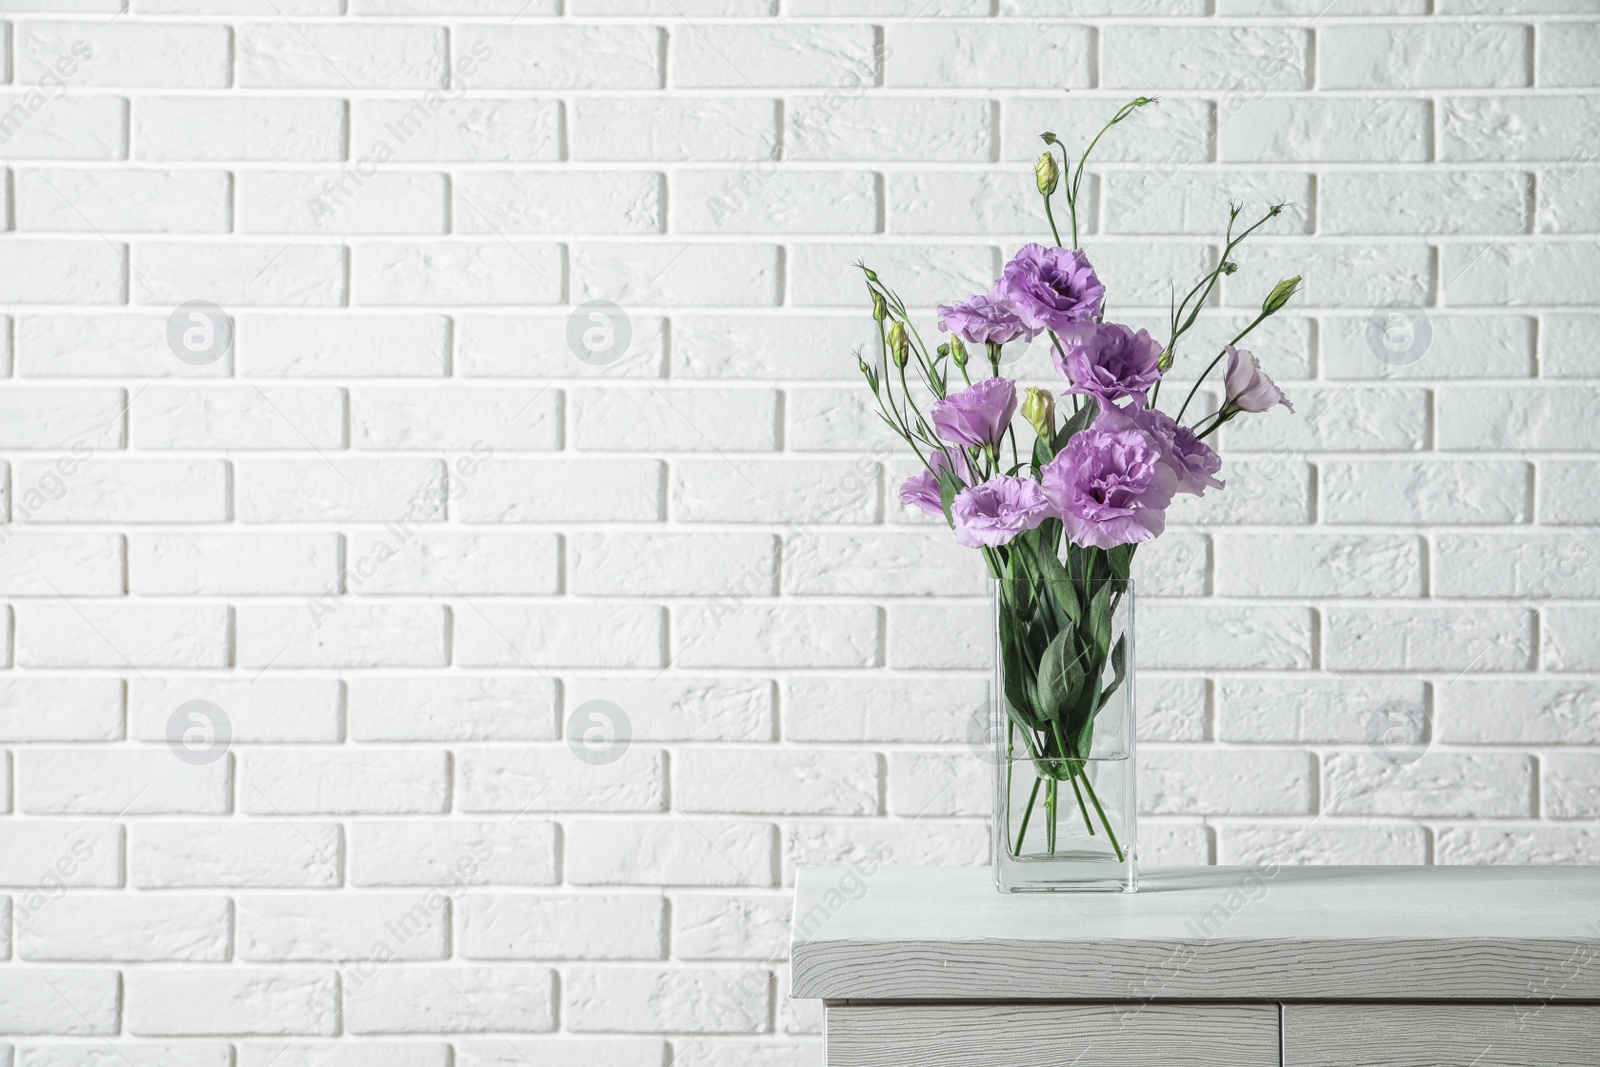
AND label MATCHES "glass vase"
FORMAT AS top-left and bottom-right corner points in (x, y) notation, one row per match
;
(993, 575), (1137, 893)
